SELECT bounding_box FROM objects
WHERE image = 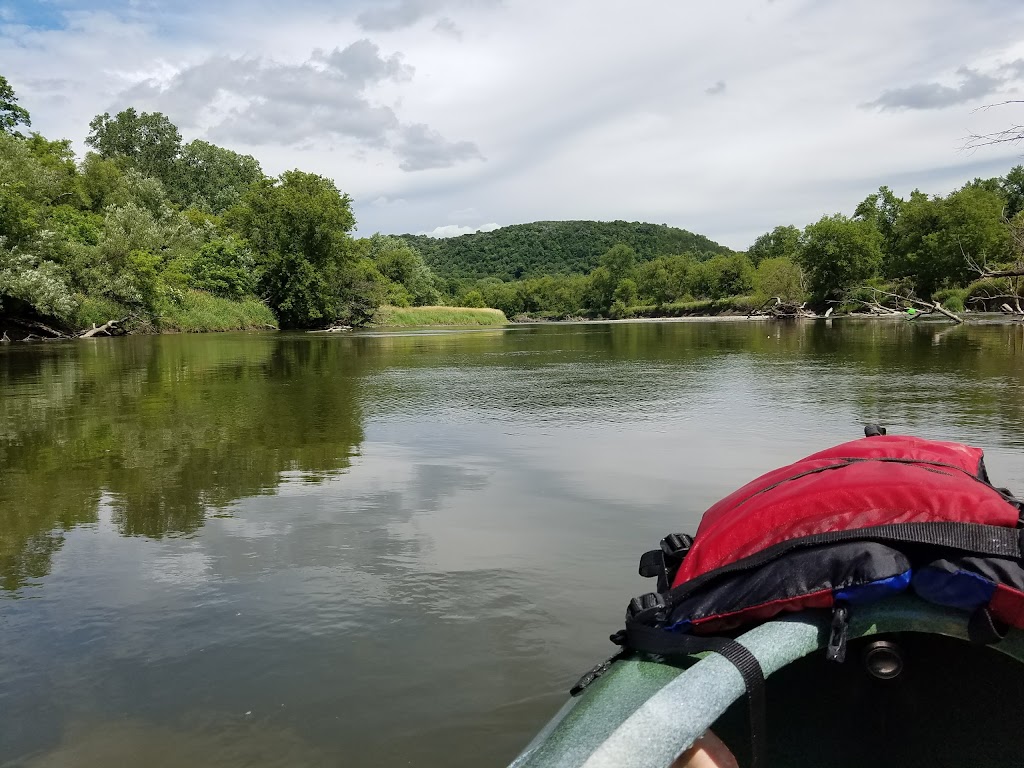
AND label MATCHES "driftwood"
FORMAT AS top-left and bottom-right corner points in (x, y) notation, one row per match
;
(78, 318), (129, 338)
(997, 303), (1024, 320)
(12, 318), (71, 339)
(747, 297), (820, 319)
(852, 298), (901, 315)
(853, 287), (963, 324)
(860, 288), (962, 325)
(2, 315), (133, 343)
(309, 323), (352, 333)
